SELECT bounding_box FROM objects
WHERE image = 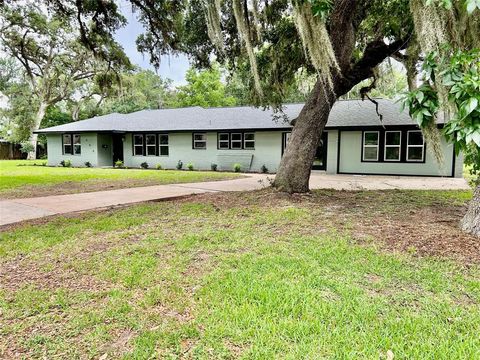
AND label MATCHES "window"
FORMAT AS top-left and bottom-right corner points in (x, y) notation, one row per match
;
(218, 133), (229, 149)
(282, 132), (291, 153)
(407, 130), (424, 161)
(63, 134), (72, 155)
(62, 134), (81, 155)
(244, 133), (255, 149)
(362, 131), (379, 161)
(384, 131), (401, 161)
(193, 133), (207, 149)
(159, 134), (169, 156)
(231, 133), (242, 149)
(73, 134), (81, 155)
(145, 134), (156, 156)
(133, 134), (144, 156)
